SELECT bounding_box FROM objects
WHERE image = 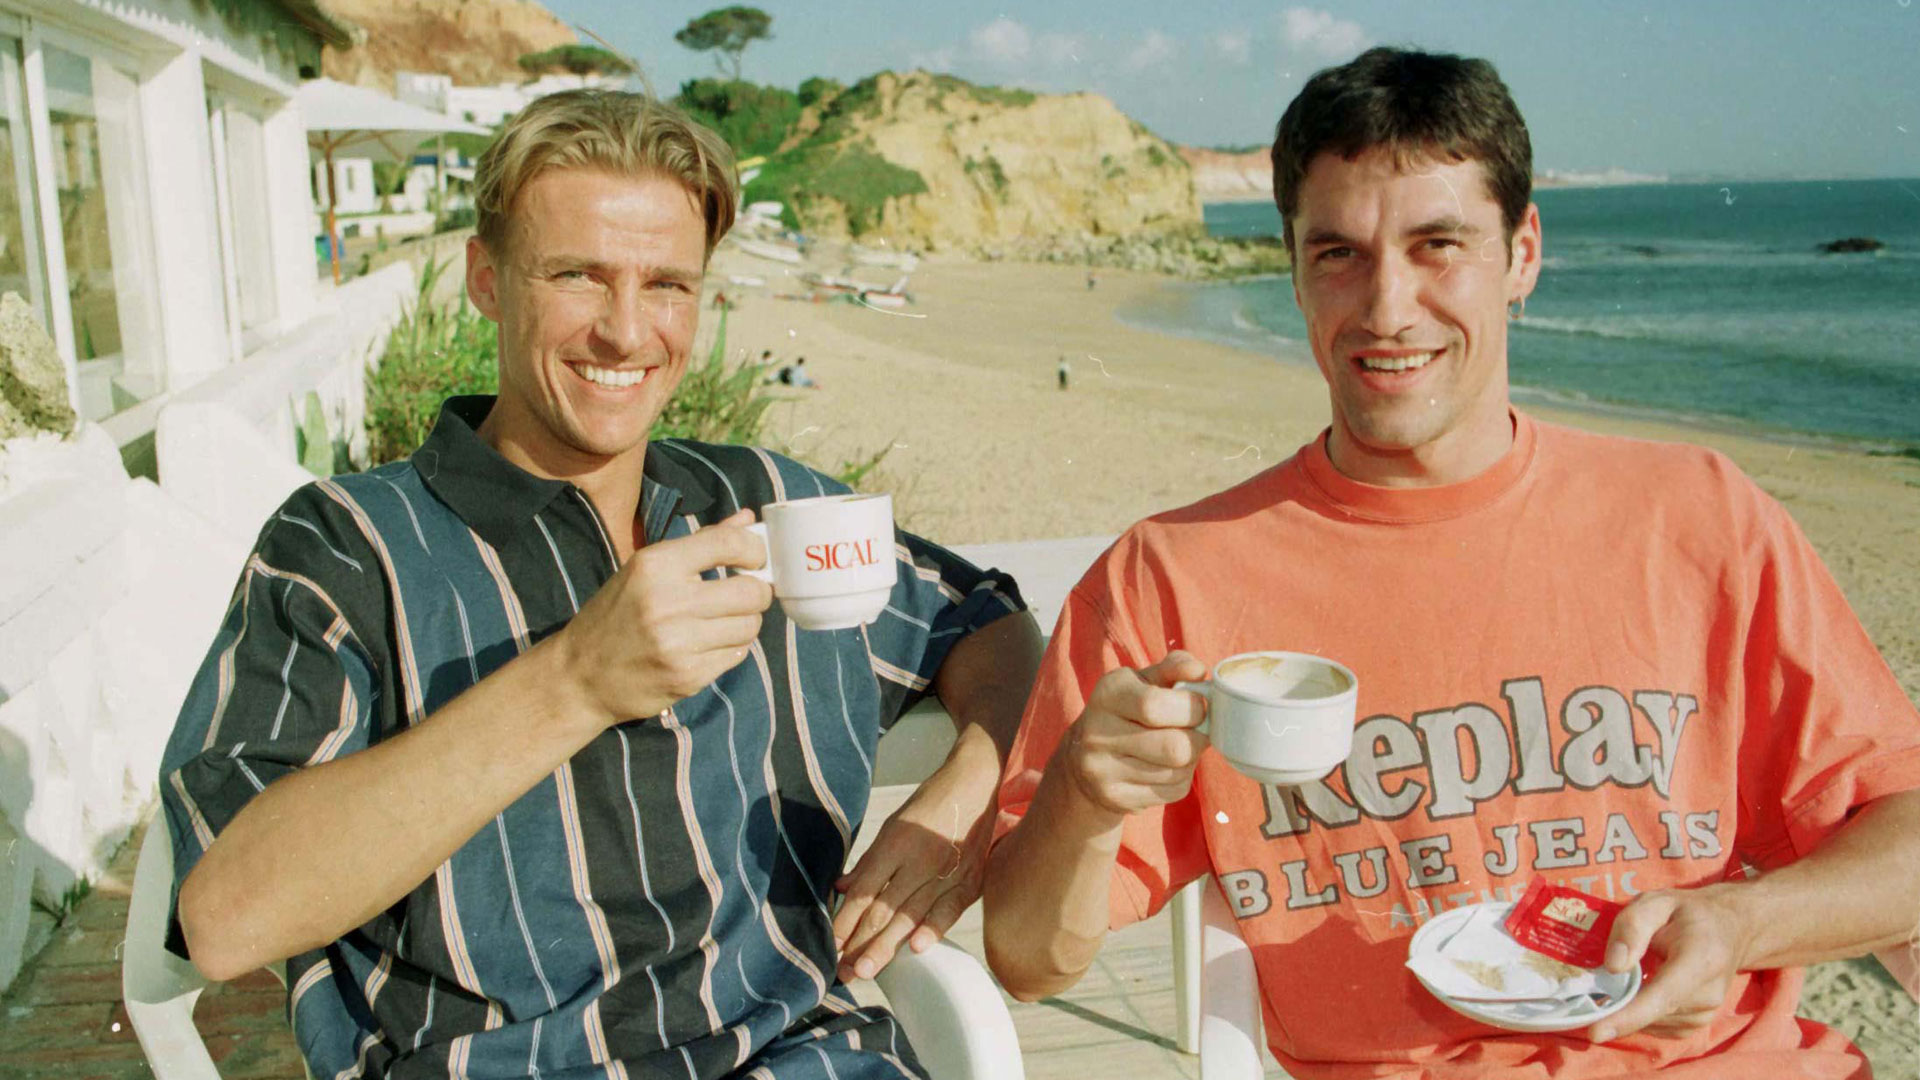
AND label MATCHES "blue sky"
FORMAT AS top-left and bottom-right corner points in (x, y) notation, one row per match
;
(538, 1), (1920, 180)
